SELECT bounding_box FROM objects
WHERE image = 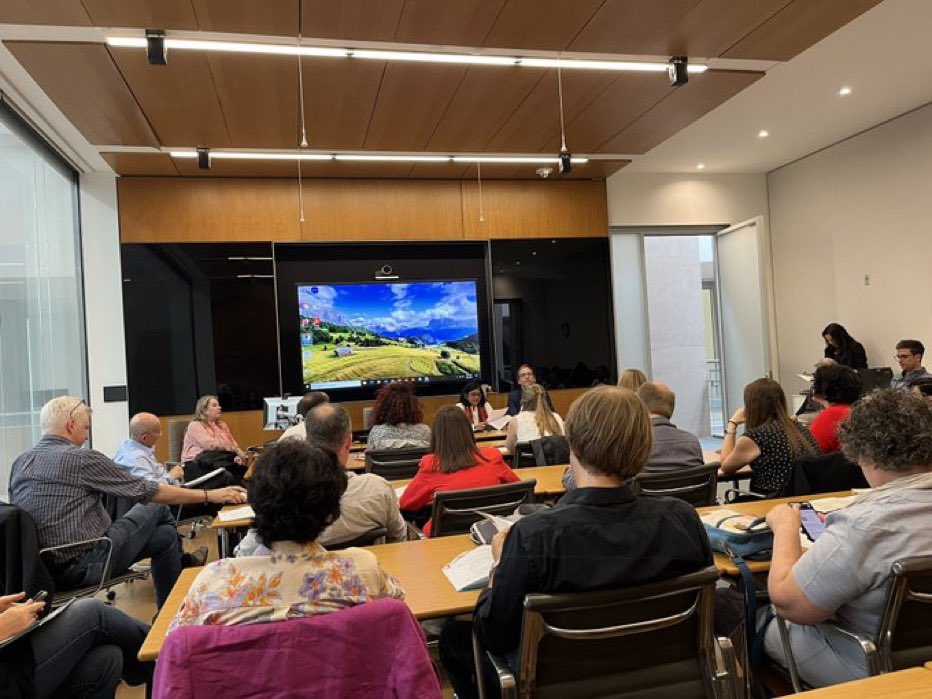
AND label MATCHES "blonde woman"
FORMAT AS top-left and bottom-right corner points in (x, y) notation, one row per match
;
(618, 368), (648, 392)
(181, 395), (247, 465)
(505, 384), (564, 454)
